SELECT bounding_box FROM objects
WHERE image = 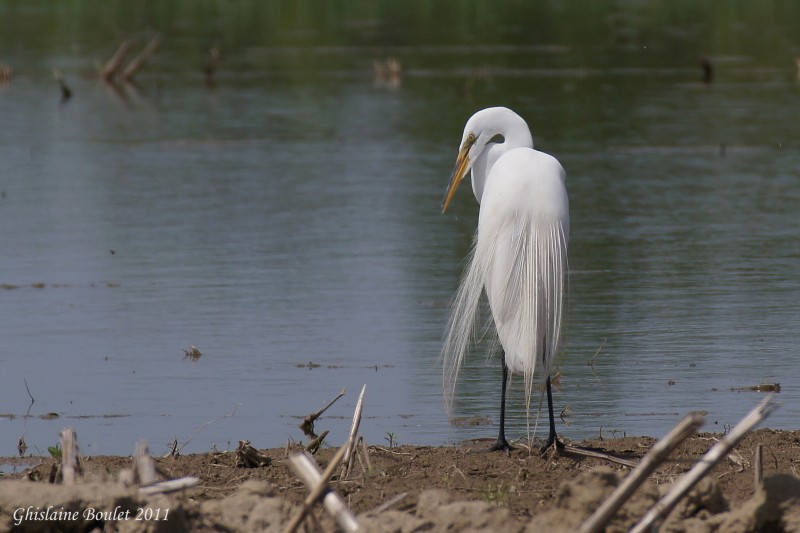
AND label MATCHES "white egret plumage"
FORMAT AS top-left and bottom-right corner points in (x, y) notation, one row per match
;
(441, 106), (569, 452)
